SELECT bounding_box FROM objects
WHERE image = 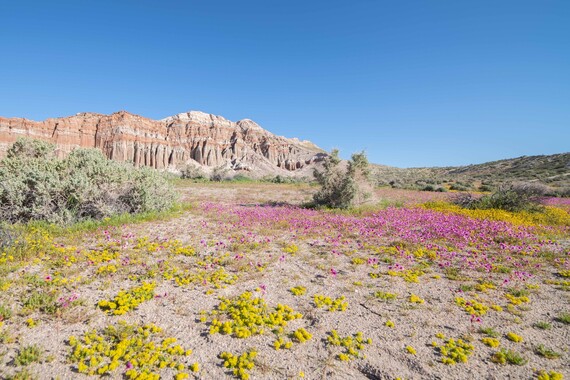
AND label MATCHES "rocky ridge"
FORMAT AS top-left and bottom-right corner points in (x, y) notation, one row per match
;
(0, 110), (326, 176)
